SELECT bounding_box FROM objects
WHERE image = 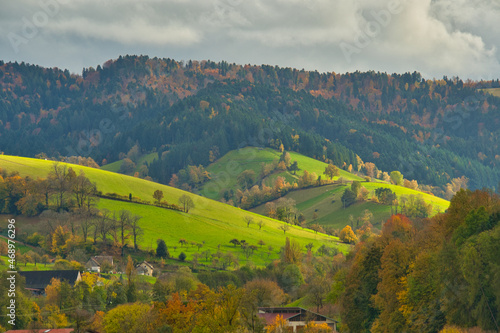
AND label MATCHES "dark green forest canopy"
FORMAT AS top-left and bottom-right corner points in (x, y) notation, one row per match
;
(0, 56), (499, 190)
